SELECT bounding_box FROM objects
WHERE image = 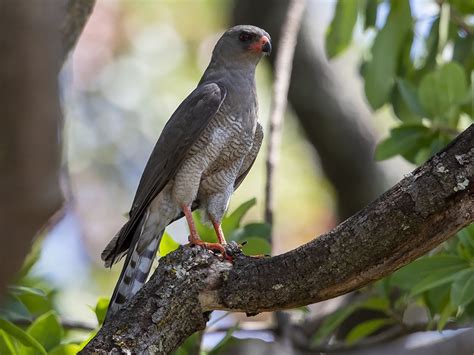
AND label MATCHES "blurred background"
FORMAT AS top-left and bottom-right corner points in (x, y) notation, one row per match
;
(49, 0), (382, 323)
(1, 0), (472, 354)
